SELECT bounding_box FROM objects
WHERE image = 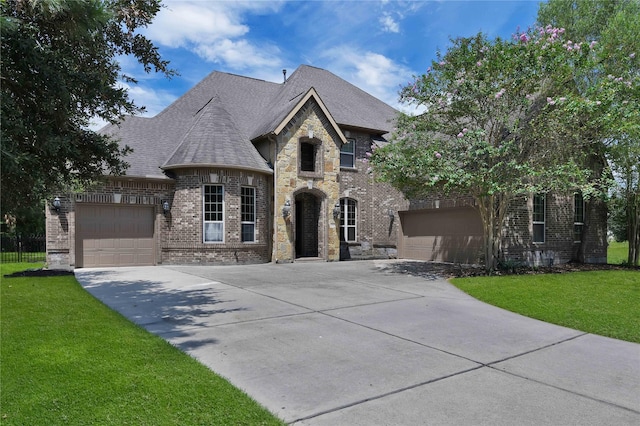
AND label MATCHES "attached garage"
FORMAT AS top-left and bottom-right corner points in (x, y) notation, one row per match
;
(76, 204), (155, 267)
(398, 207), (483, 264)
